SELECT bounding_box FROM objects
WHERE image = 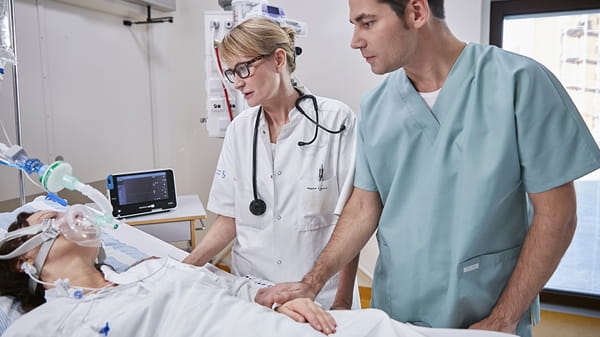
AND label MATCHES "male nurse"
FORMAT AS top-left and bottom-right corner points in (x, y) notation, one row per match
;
(255, 1), (600, 337)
